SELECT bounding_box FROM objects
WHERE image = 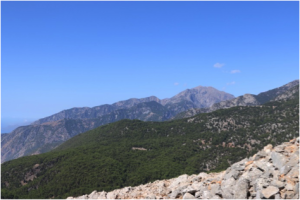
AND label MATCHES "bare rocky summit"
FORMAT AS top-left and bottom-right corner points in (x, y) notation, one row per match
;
(68, 138), (299, 199)
(161, 86), (234, 108)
